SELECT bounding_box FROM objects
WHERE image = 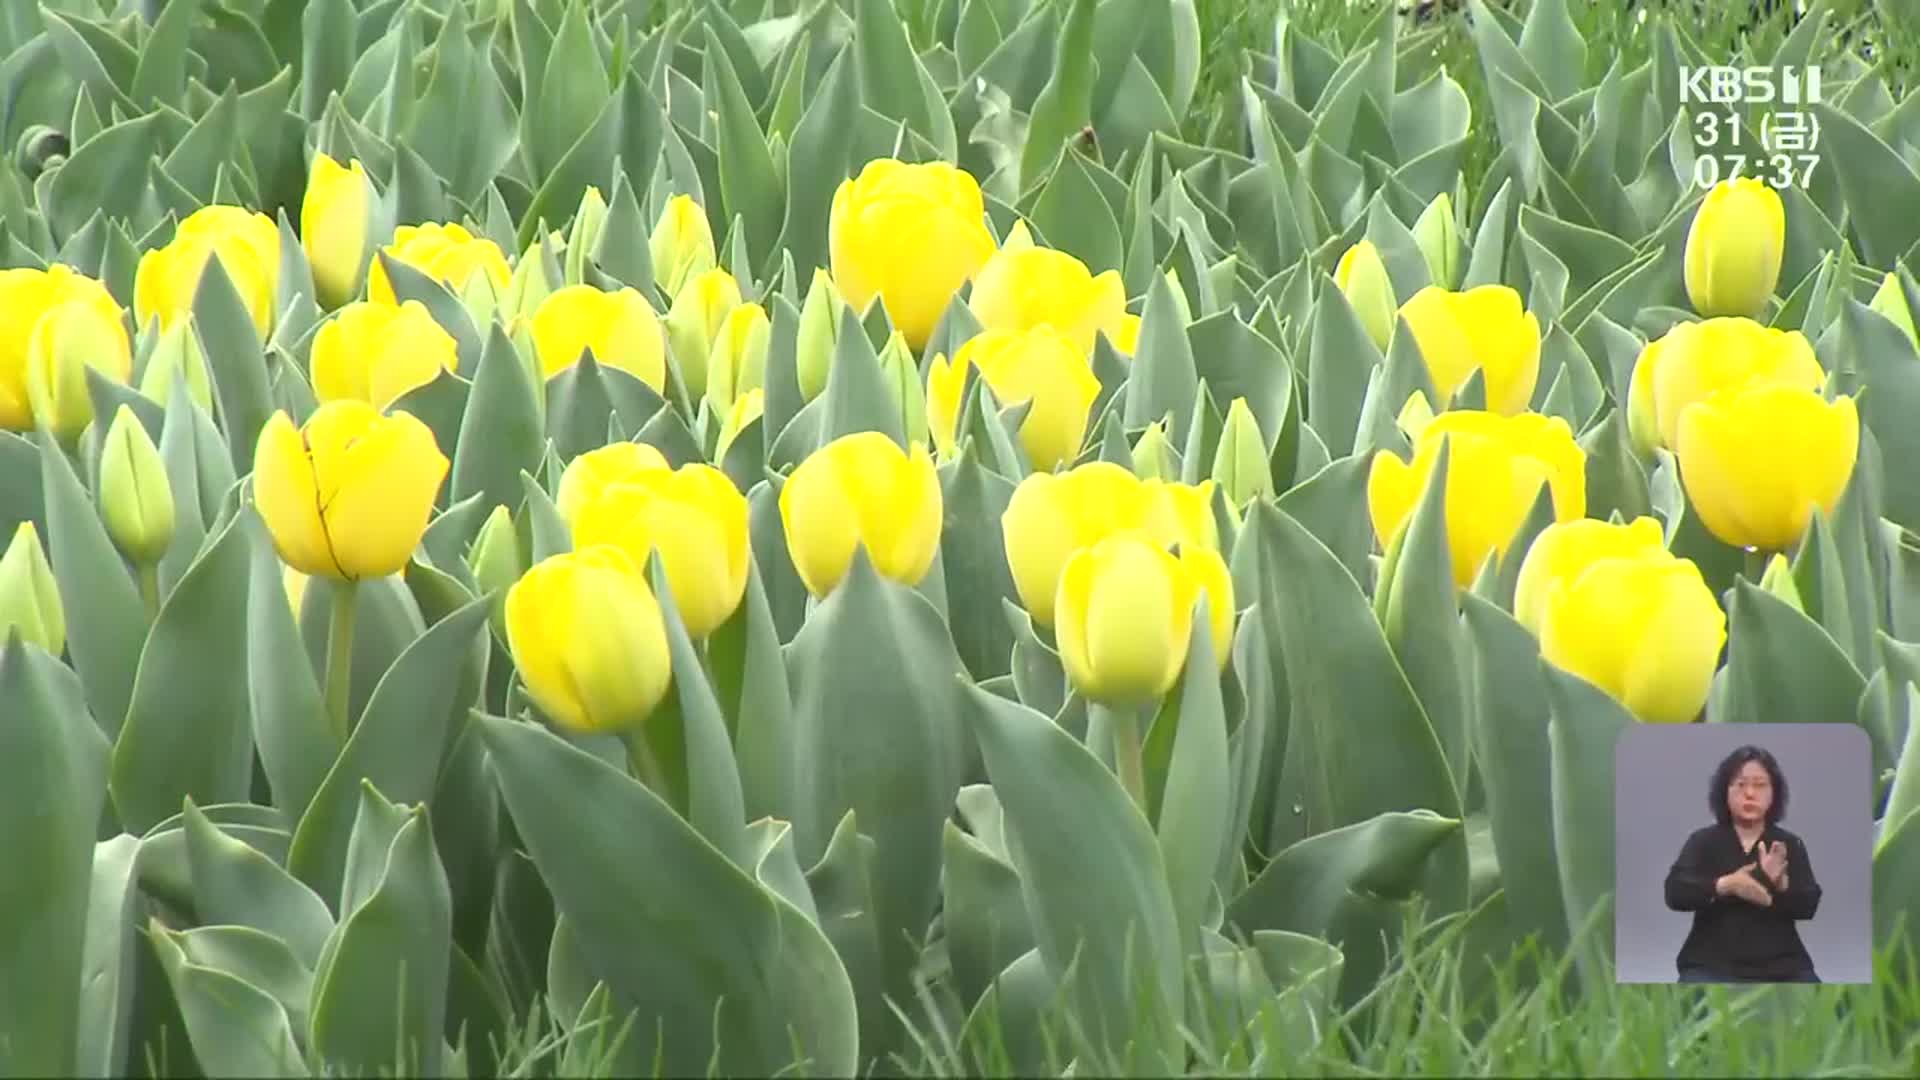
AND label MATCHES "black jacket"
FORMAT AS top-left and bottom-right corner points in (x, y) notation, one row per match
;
(1663, 821), (1821, 980)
